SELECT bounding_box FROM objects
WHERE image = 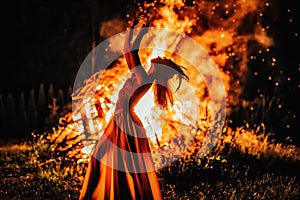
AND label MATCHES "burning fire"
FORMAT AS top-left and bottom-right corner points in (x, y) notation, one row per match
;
(70, 0), (275, 159)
